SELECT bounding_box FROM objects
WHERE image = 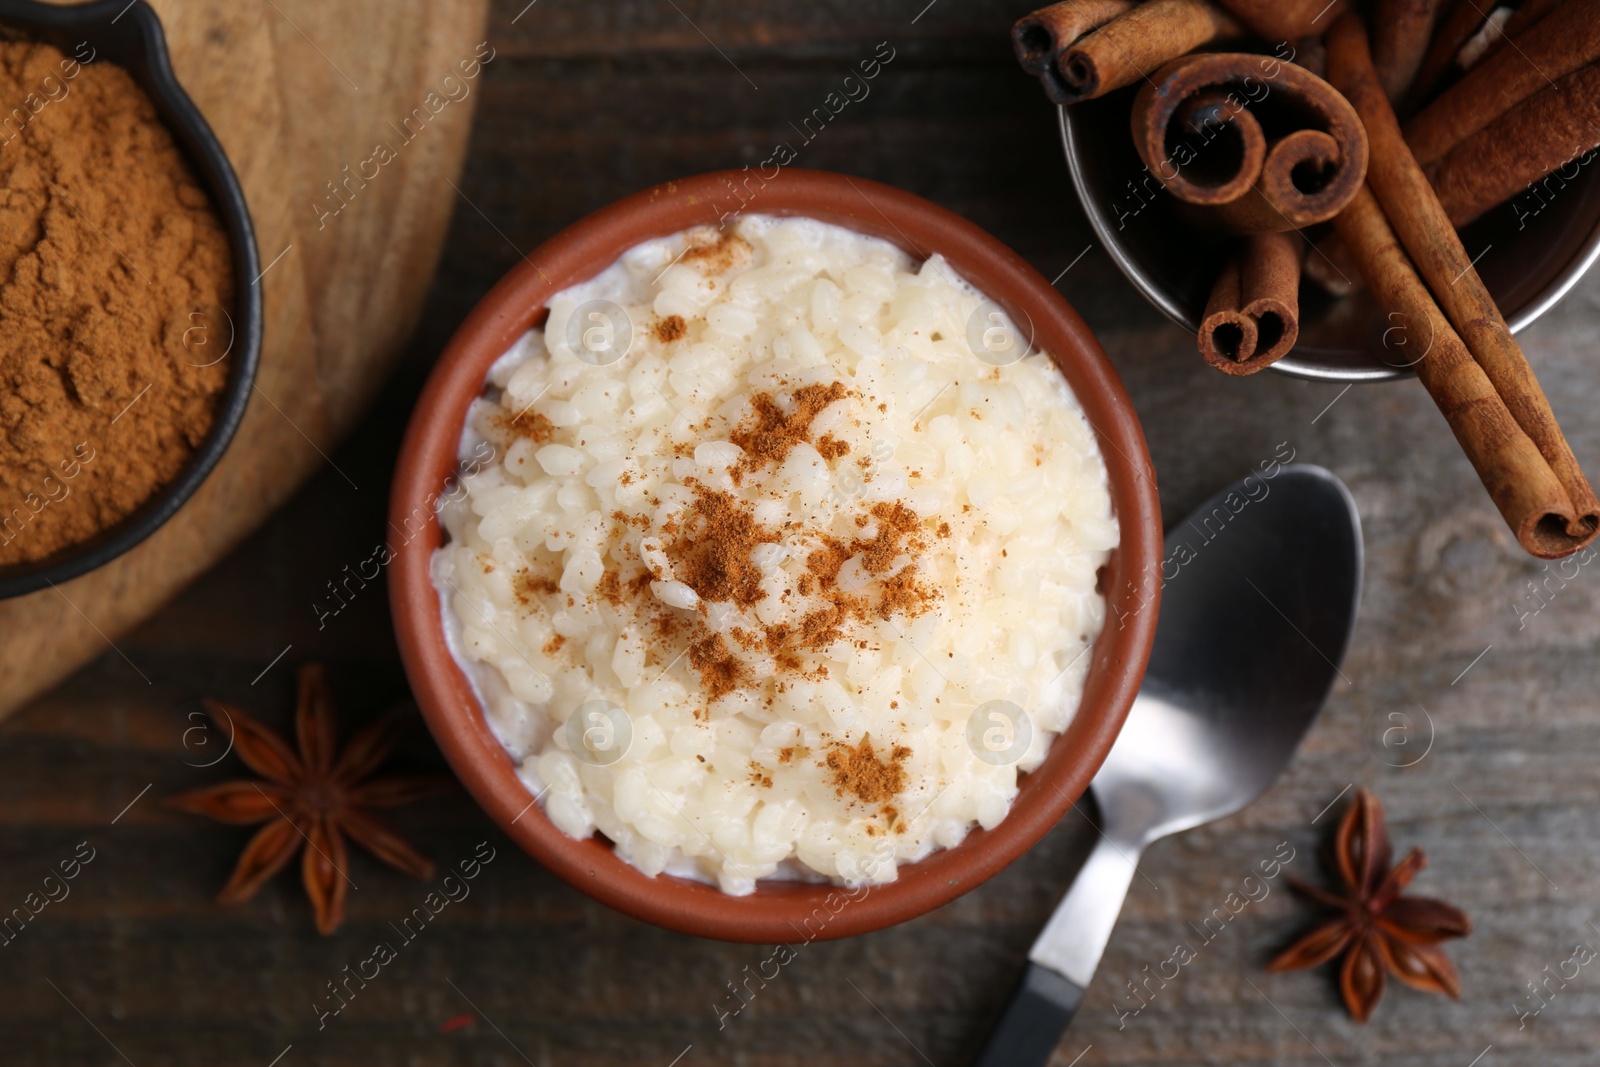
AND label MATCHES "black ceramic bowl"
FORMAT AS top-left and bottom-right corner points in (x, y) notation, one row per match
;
(0, 0), (261, 599)
(1061, 81), (1600, 382)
